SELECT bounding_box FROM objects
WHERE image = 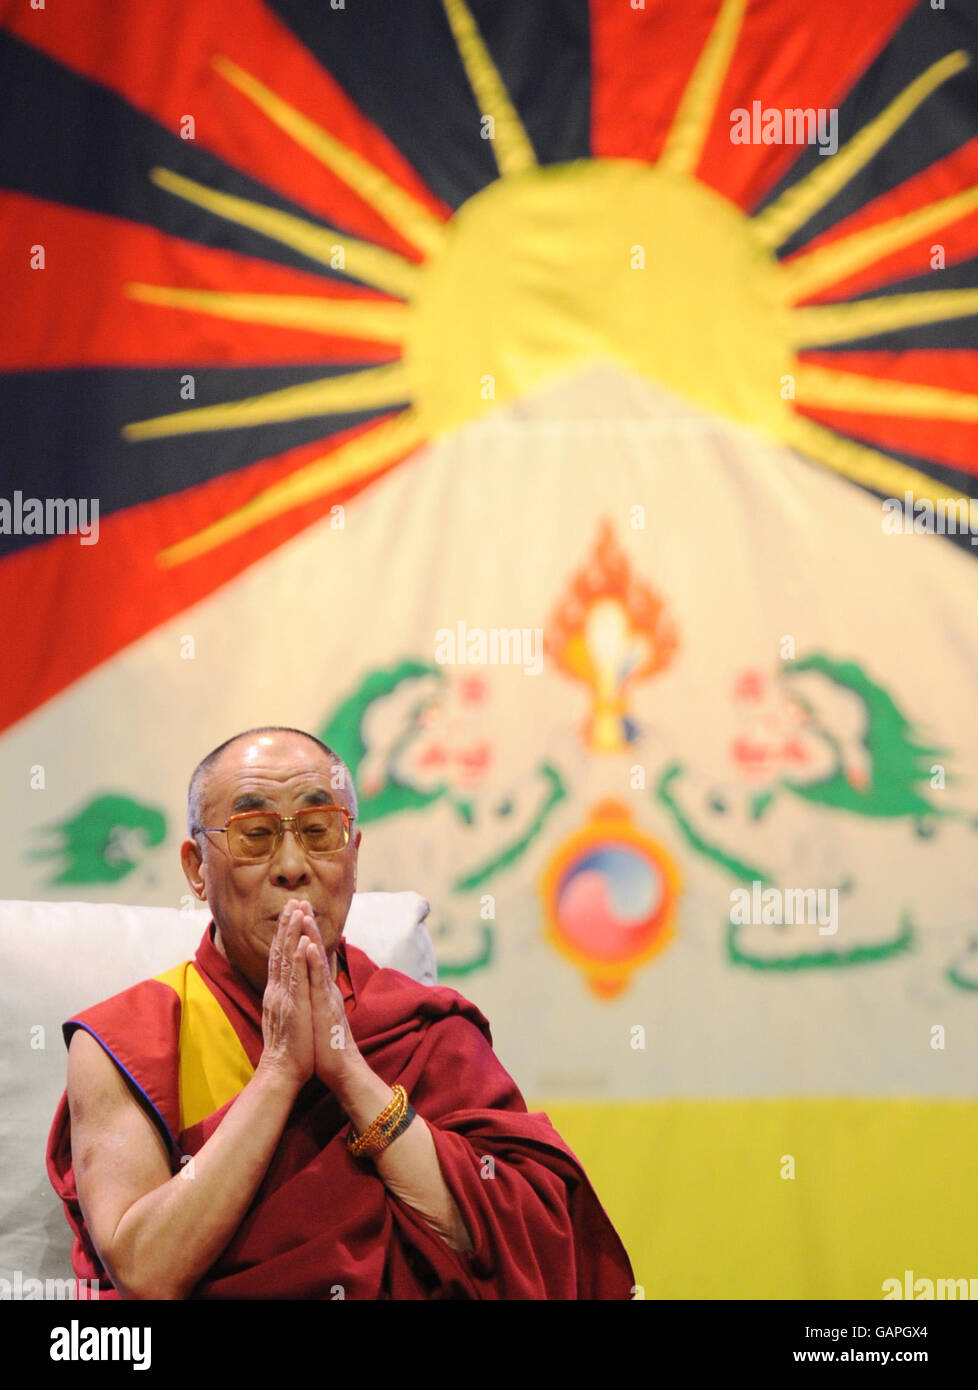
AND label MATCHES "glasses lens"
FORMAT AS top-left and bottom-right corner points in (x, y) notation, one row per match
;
(296, 807), (347, 853)
(228, 813), (279, 860)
